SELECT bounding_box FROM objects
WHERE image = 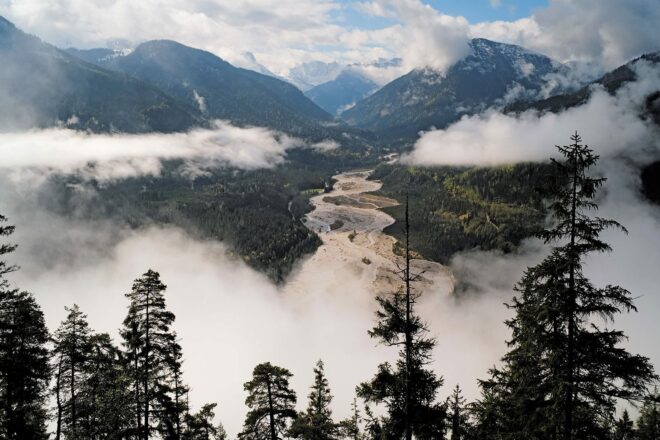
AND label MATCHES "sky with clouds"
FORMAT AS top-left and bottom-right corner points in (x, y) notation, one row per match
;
(1, 0), (659, 78)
